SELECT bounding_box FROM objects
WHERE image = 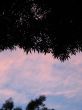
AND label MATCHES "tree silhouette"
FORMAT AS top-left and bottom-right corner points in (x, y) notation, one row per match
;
(1, 98), (14, 110)
(0, 0), (82, 61)
(26, 96), (46, 110)
(0, 96), (55, 110)
(26, 96), (54, 110)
